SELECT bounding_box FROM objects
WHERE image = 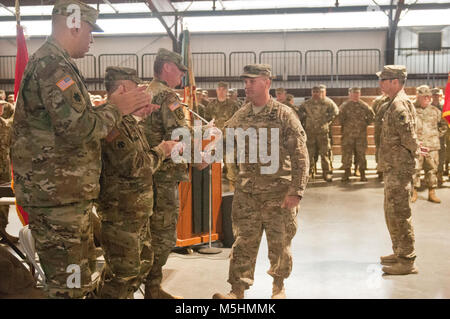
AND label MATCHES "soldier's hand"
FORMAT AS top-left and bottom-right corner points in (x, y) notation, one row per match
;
(132, 103), (160, 118)
(281, 195), (301, 210)
(158, 140), (180, 158)
(109, 85), (152, 115)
